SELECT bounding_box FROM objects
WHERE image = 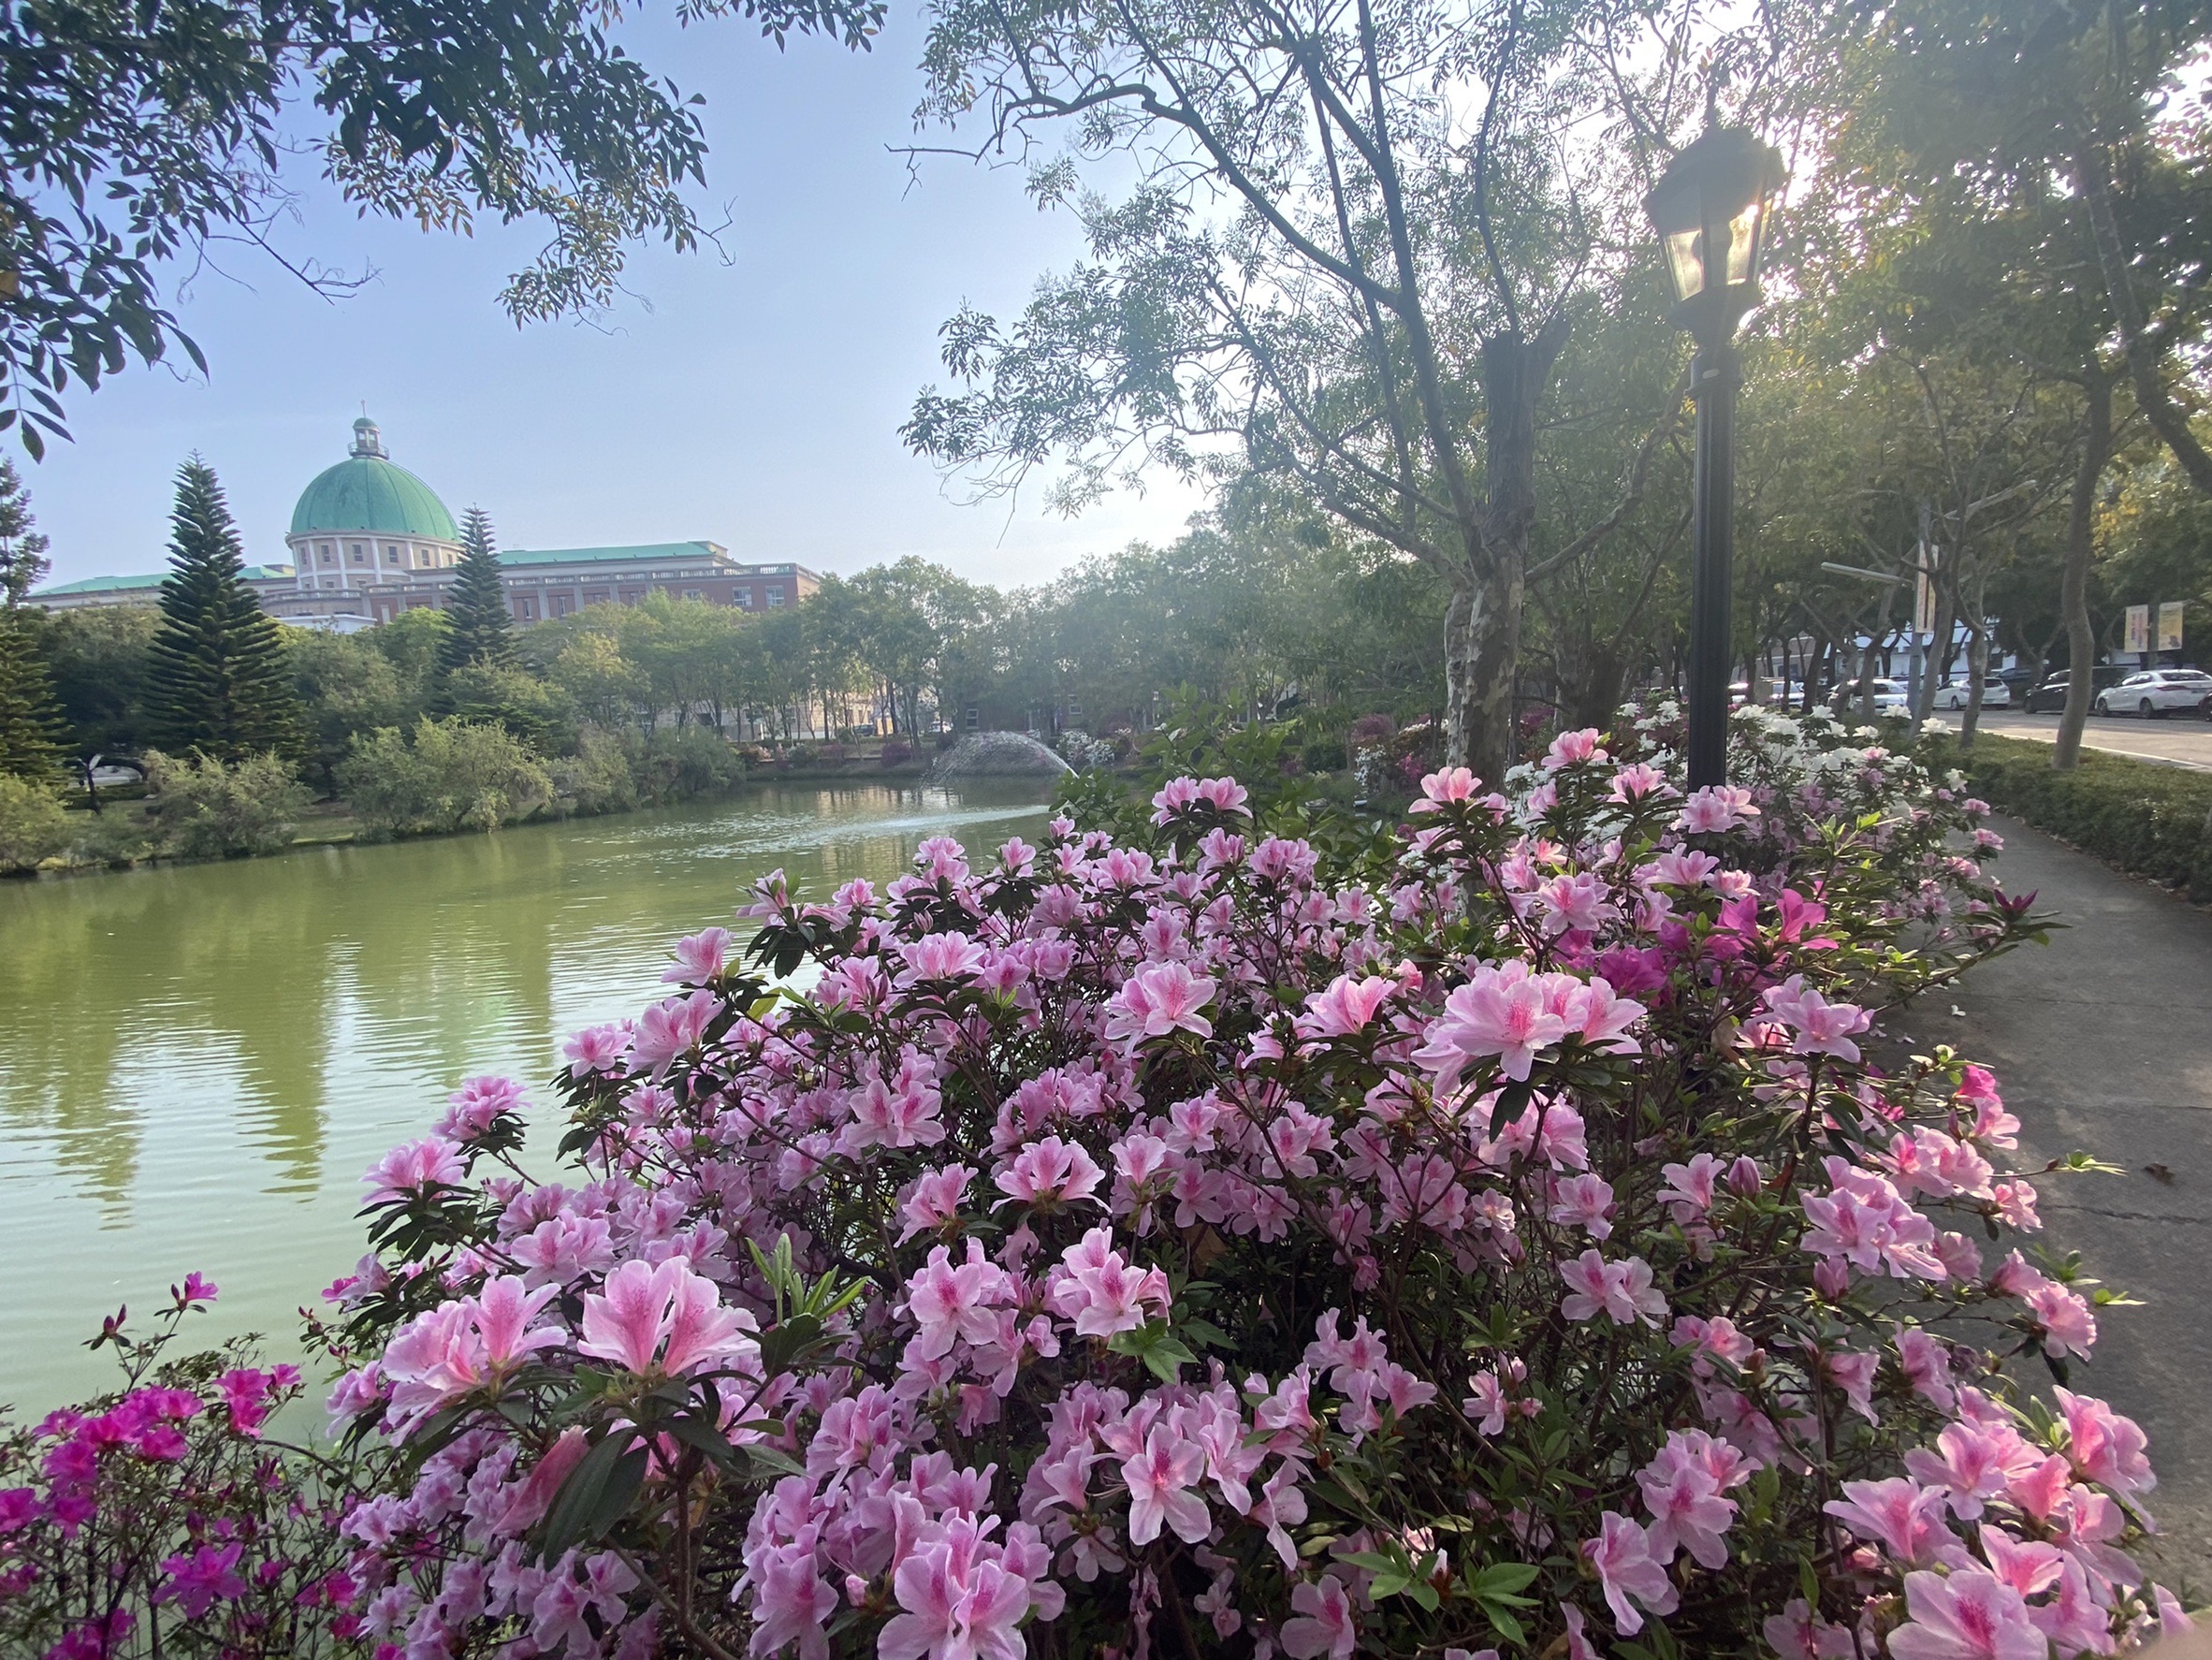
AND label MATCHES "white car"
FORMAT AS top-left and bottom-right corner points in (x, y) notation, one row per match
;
(2093, 668), (2212, 718)
(1833, 677), (1910, 714)
(1933, 677), (2013, 710)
